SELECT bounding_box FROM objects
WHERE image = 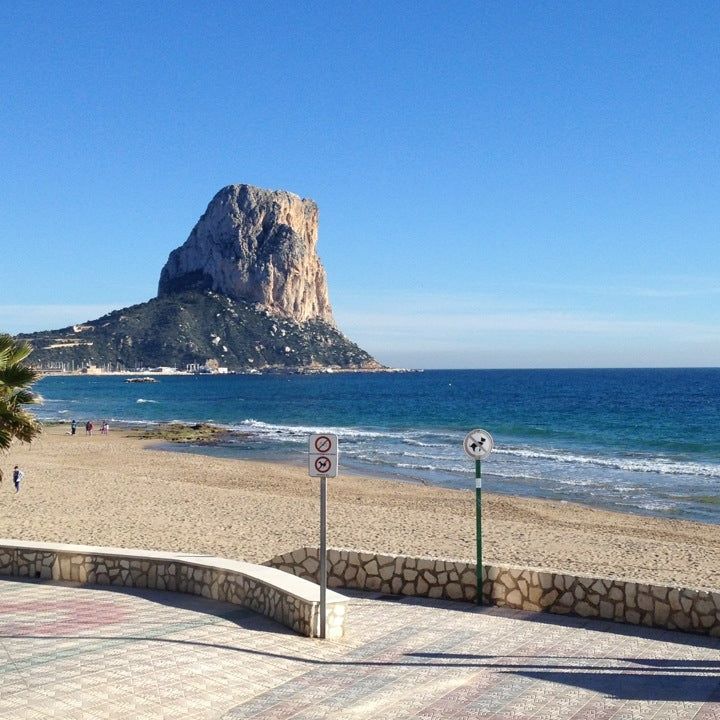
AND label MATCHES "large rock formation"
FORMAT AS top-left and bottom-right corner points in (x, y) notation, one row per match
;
(19, 183), (382, 372)
(158, 184), (334, 324)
